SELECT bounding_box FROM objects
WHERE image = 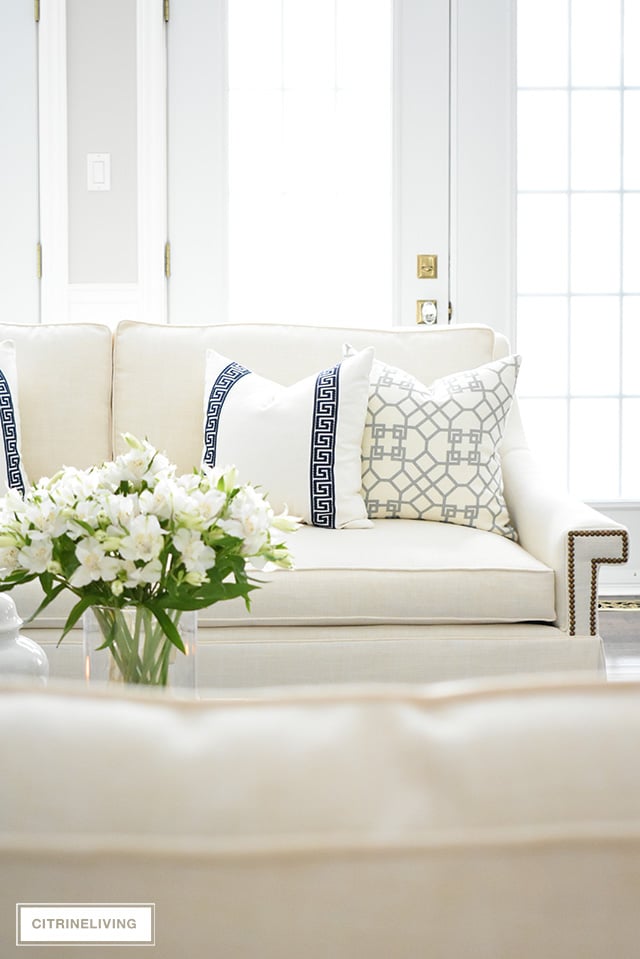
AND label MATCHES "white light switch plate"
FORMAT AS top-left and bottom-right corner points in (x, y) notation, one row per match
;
(87, 153), (111, 191)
